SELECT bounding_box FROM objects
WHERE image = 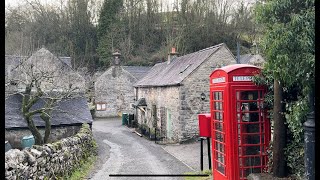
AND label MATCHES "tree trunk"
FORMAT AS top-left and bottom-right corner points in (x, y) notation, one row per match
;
(272, 79), (287, 177)
(41, 112), (51, 144)
(26, 116), (44, 145)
